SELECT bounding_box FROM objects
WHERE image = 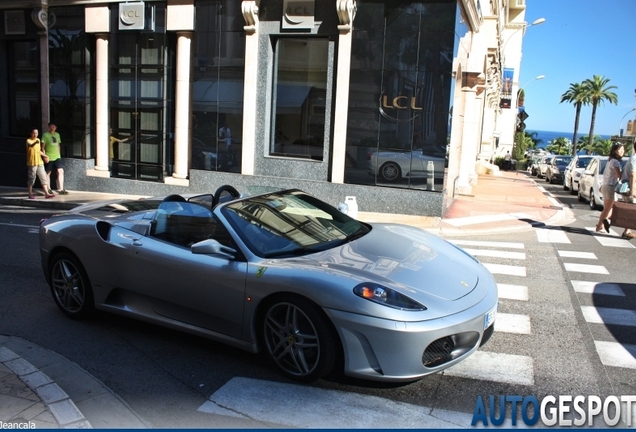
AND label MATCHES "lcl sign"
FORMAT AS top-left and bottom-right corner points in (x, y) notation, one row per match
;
(119, 2), (145, 30)
(282, 0), (315, 30)
(381, 95), (423, 110)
